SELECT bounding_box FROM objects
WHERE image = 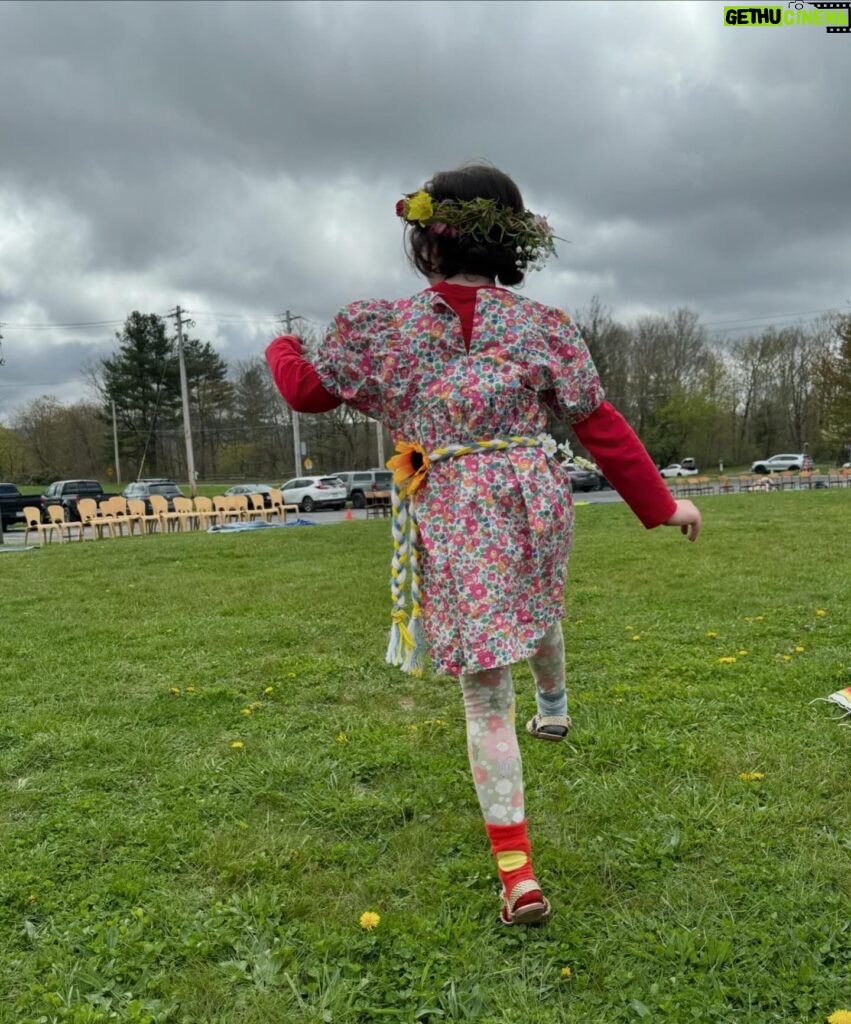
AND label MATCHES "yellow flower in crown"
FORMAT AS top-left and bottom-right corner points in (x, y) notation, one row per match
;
(387, 441), (431, 498)
(405, 190), (434, 225)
